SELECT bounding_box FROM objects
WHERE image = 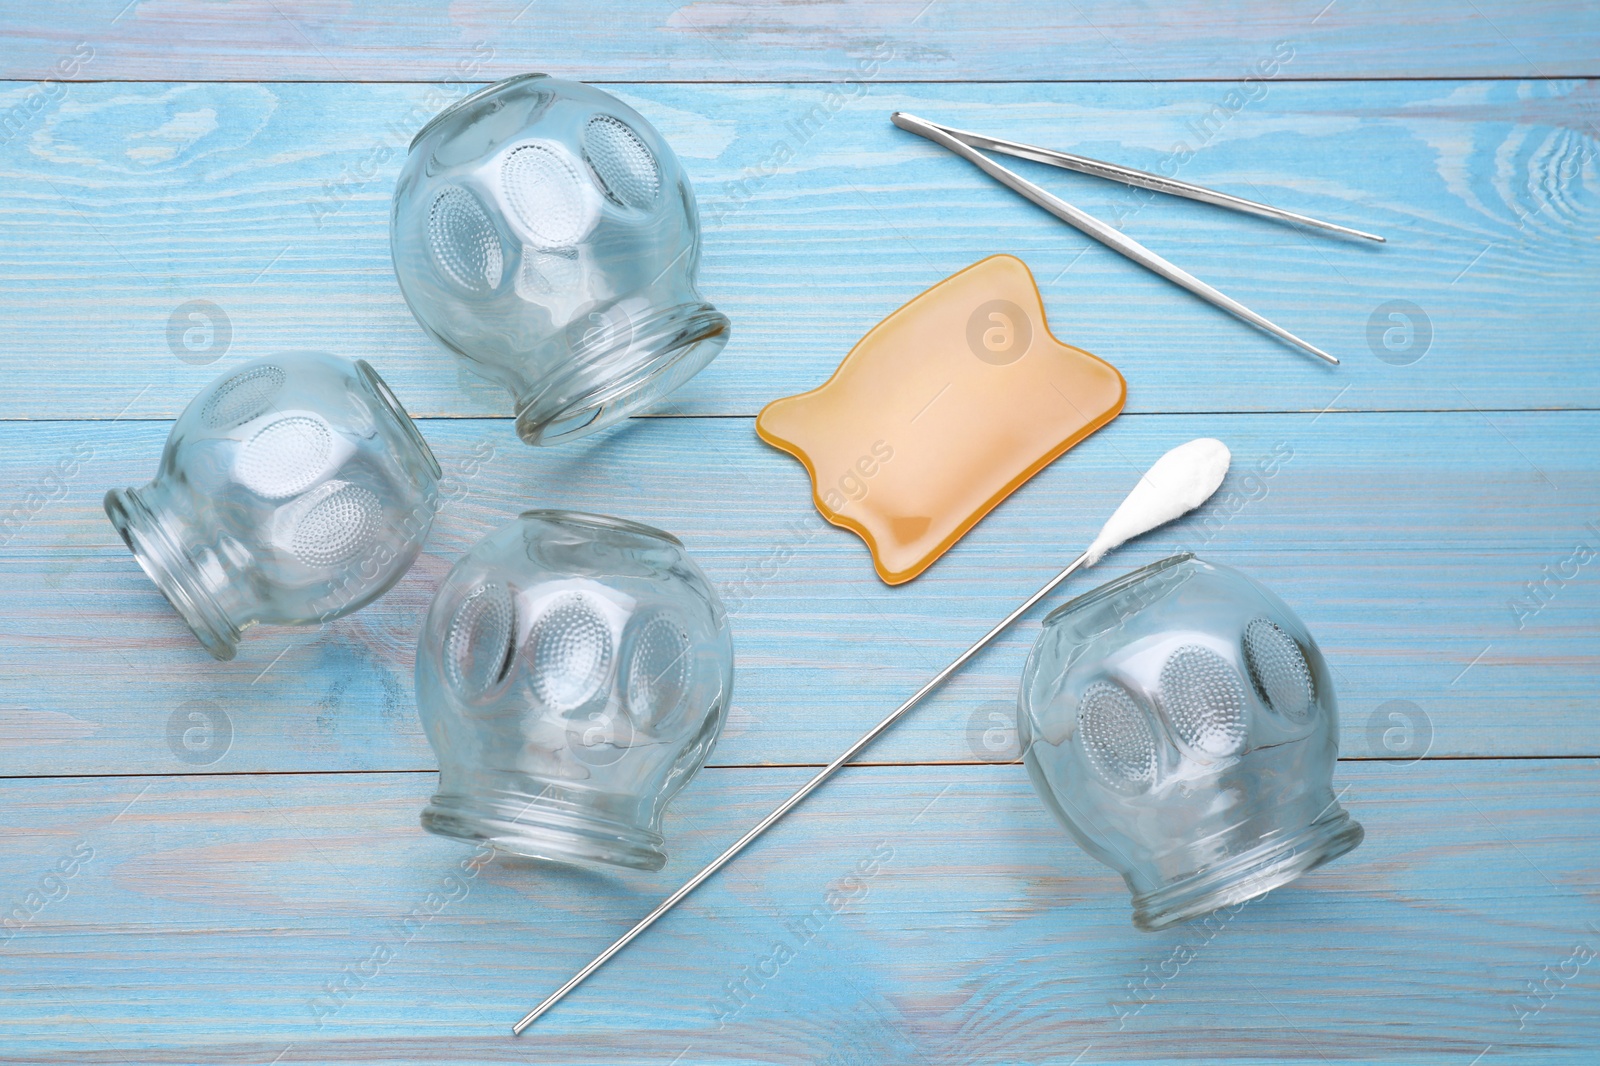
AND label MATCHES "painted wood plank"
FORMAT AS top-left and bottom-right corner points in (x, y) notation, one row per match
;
(2, 411), (1595, 775)
(0, 79), (1596, 420)
(1, 760), (1596, 1063)
(3, 1), (1598, 82)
